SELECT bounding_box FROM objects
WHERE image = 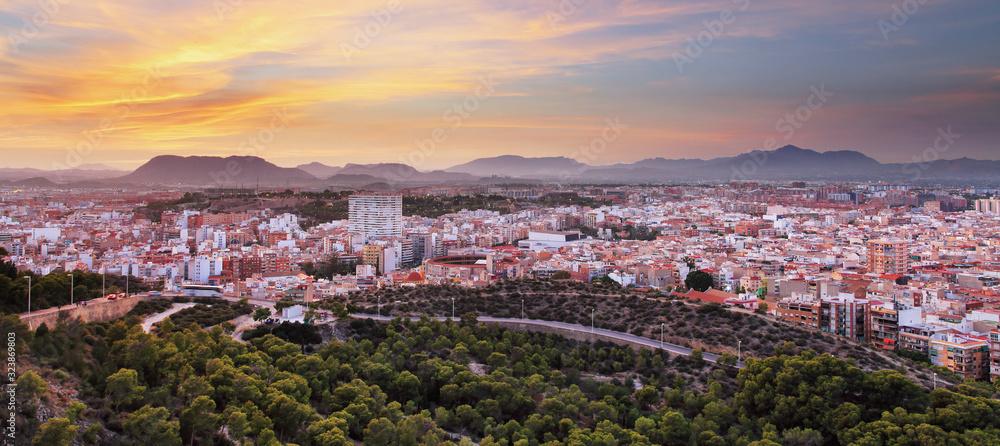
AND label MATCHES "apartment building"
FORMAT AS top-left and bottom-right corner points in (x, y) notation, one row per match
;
(974, 198), (1000, 214)
(735, 220), (772, 237)
(929, 333), (990, 381)
(870, 303), (922, 350)
(349, 194), (403, 238)
(776, 293), (872, 341)
(867, 239), (910, 275)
